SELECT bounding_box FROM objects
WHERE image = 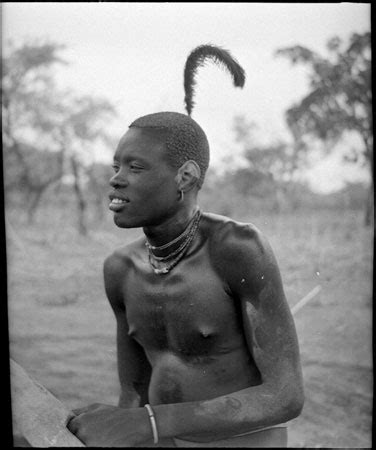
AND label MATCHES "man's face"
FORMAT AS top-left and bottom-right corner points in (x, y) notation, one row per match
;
(109, 127), (179, 228)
